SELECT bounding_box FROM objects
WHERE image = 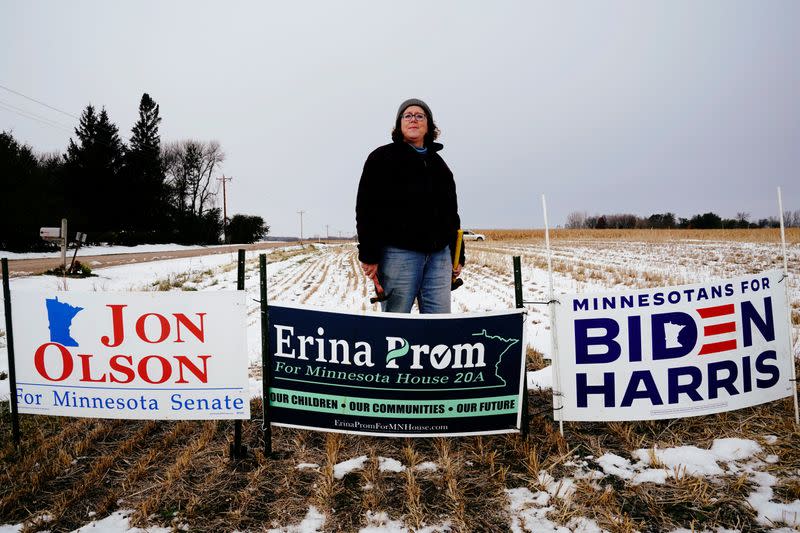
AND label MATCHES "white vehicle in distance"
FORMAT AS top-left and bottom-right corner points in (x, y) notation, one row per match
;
(462, 230), (486, 241)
